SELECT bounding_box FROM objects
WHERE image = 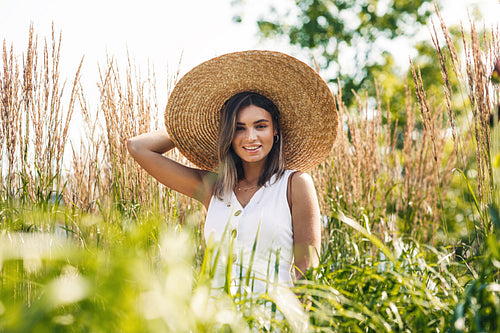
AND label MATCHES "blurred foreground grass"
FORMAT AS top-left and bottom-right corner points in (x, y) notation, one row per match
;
(1, 202), (498, 332)
(0, 204), (252, 332)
